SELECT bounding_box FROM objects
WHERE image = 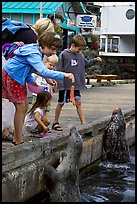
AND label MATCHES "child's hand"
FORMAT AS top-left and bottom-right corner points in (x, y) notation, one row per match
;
(64, 73), (75, 83)
(46, 78), (54, 85)
(43, 125), (49, 132)
(52, 81), (58, 93)
(96, 57), (102, 62)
